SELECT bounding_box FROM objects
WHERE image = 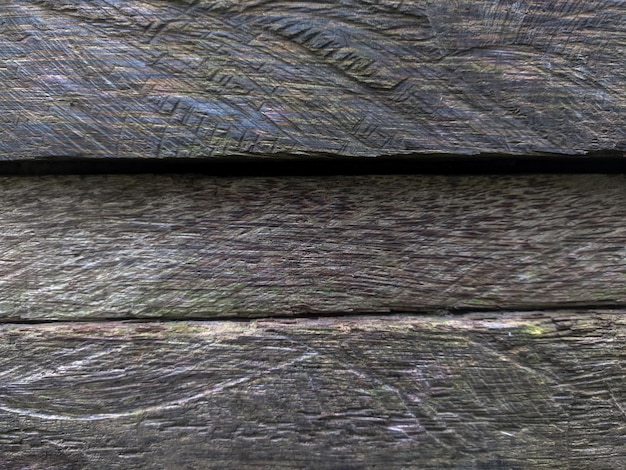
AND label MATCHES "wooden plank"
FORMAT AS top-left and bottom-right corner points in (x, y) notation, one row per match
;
(1, 173), (626, 320)
(0, 312), (624, 468)
(1, 1), (624, 159)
